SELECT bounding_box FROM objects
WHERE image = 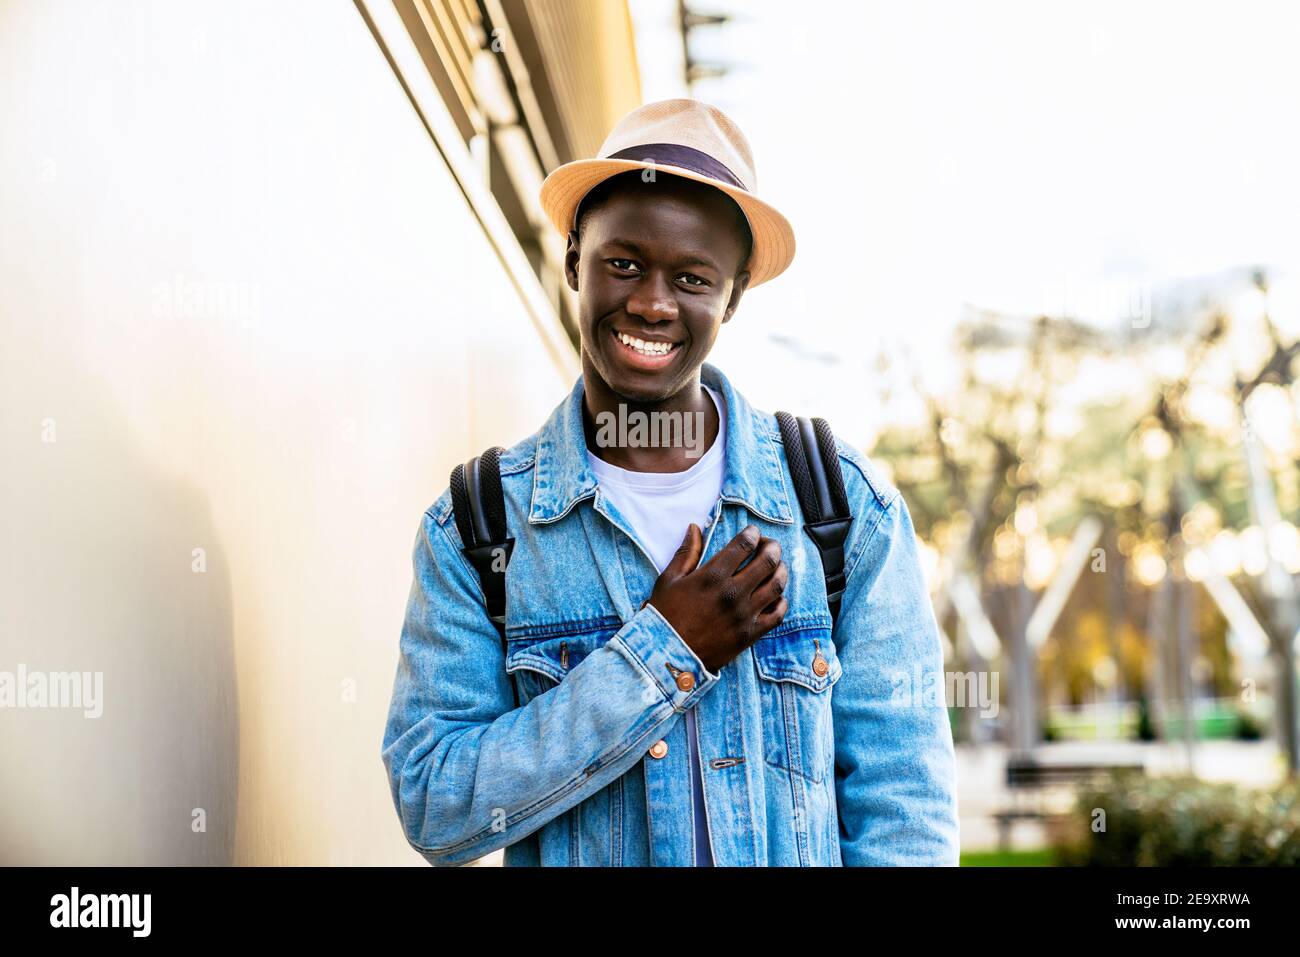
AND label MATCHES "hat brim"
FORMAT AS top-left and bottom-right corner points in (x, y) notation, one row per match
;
(539, 158), (795, 288)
